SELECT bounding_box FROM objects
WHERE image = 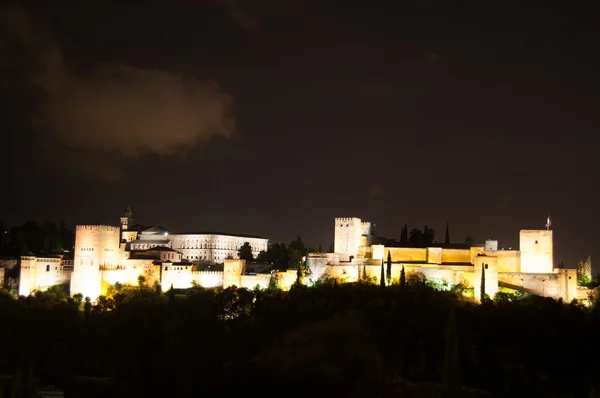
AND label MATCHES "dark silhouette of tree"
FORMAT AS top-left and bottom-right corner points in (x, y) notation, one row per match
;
(408, 229), (424, 247)
(442, 309), (460, 397)
(256, 250), (269, 263)
(423, 225), (435, 246)
(238, 242), (254, 262)
(480, 264), (486, 303)
(386, 251), (392, 286)
(83, 297), (92, 319)
(380, 258), (385, 288)
(445, 222), (450, 245)
(400, 265), (406, 289)
(400, 224), (408, 246)
(362, 264), (367, 281)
